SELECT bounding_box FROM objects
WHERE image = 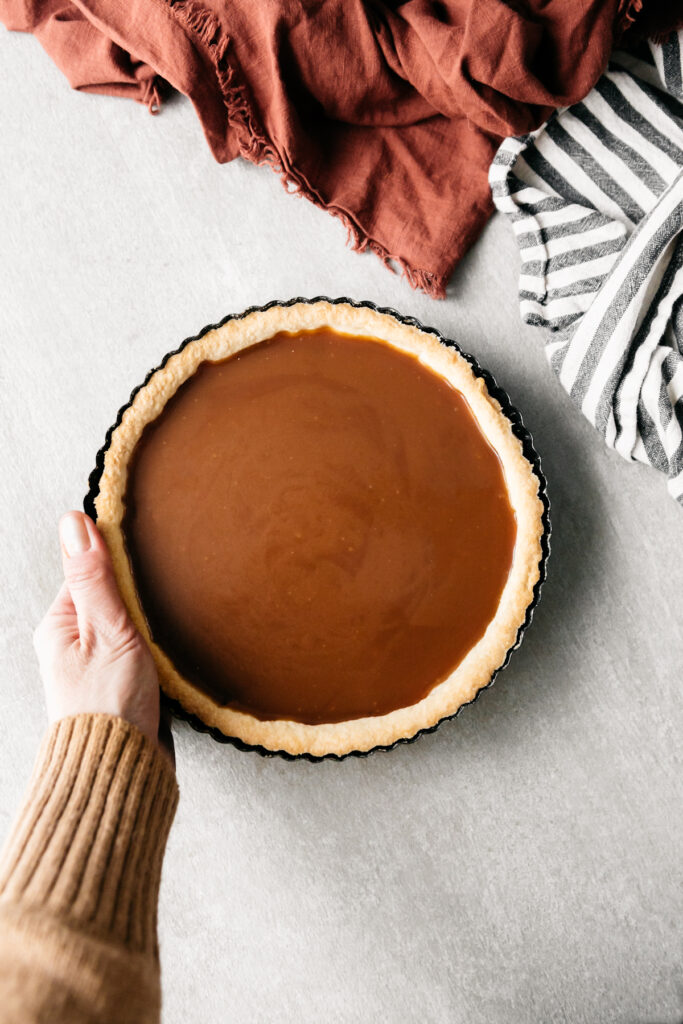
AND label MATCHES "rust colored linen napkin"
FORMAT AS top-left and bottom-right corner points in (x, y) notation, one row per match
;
(1, 0), (643, 296)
